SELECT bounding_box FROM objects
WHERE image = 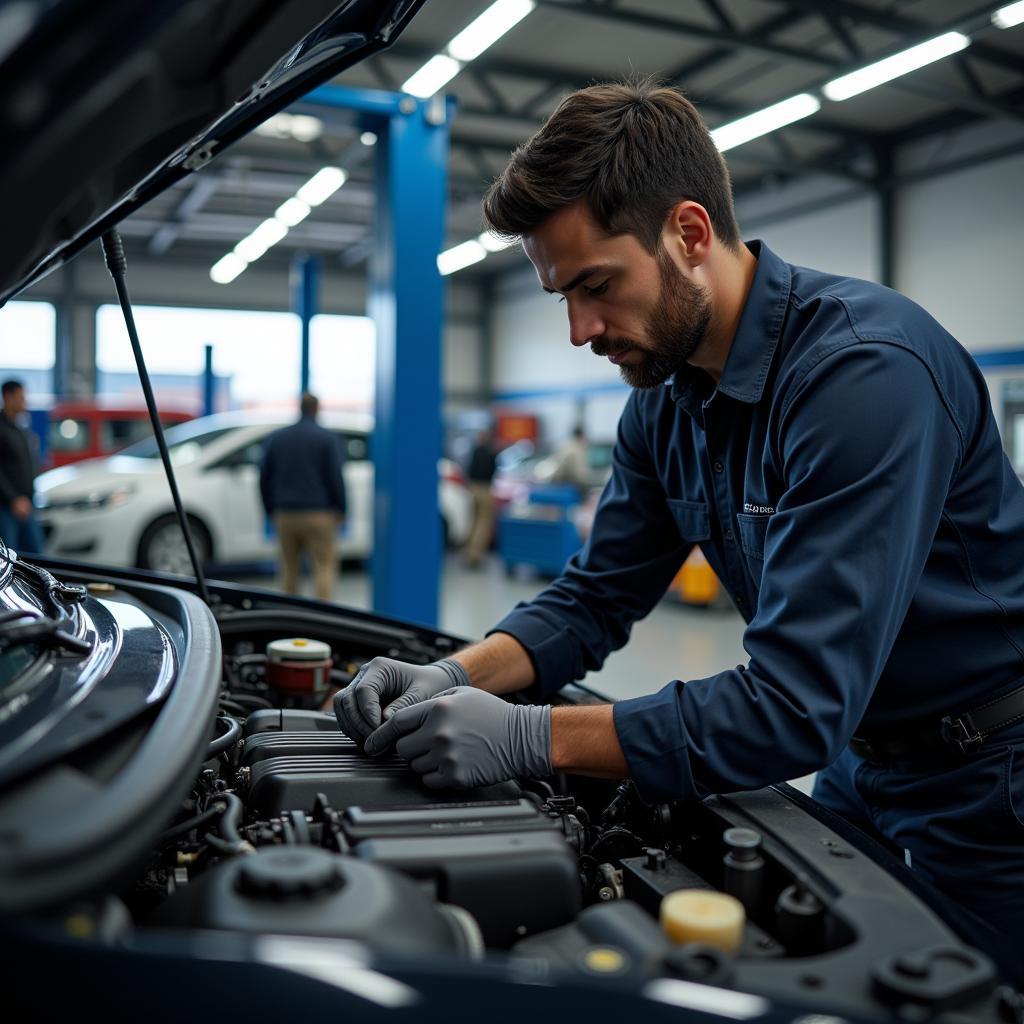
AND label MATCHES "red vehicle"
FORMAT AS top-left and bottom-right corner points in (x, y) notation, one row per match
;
(46, 403), (194, 467)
